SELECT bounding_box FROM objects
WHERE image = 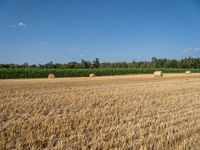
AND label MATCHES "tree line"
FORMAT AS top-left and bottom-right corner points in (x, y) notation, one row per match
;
(1, 57), (200, 69)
